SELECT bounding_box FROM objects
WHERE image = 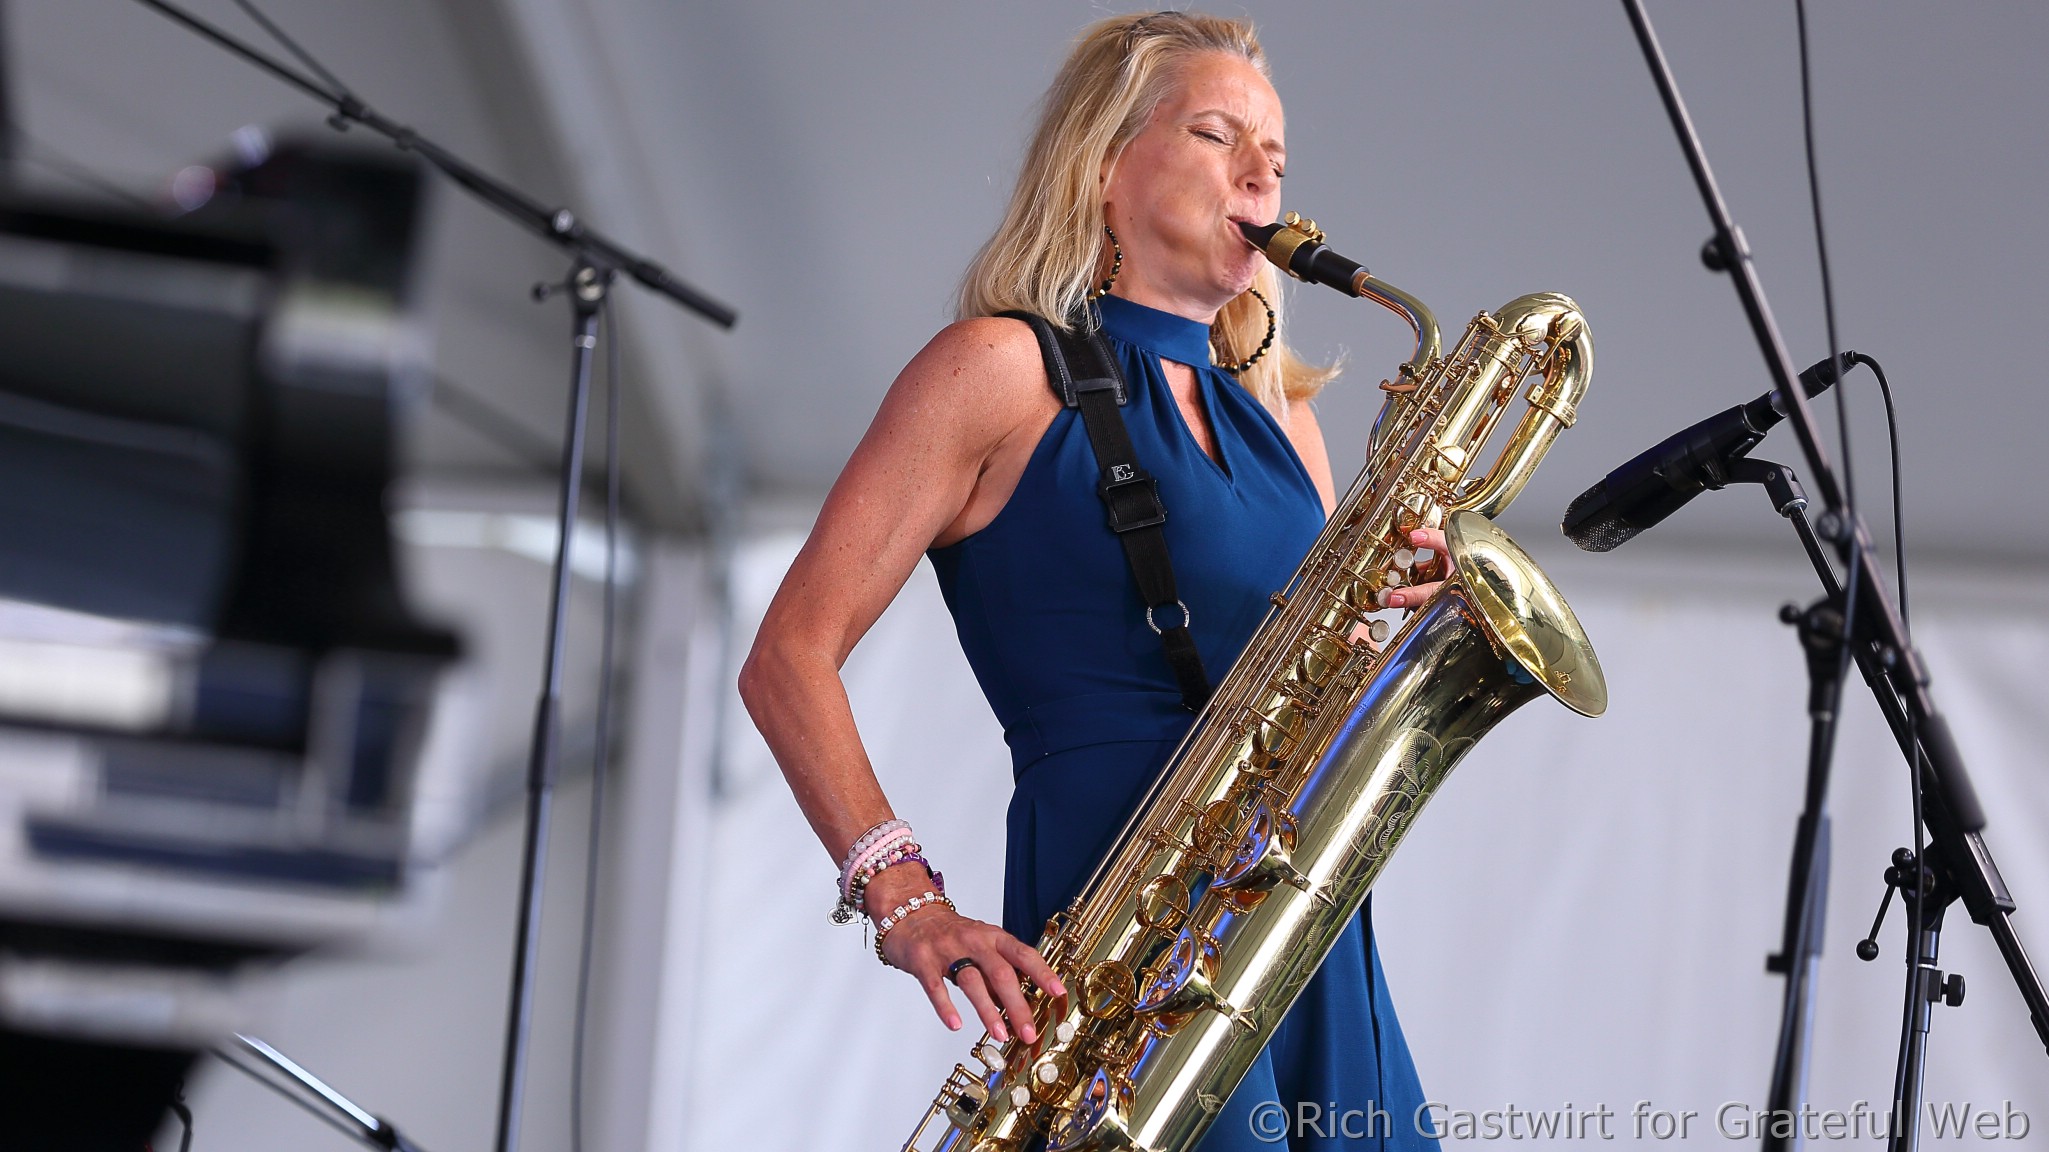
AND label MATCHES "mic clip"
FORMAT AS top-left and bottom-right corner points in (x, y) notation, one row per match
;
(1722, 456), (1807, 519)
